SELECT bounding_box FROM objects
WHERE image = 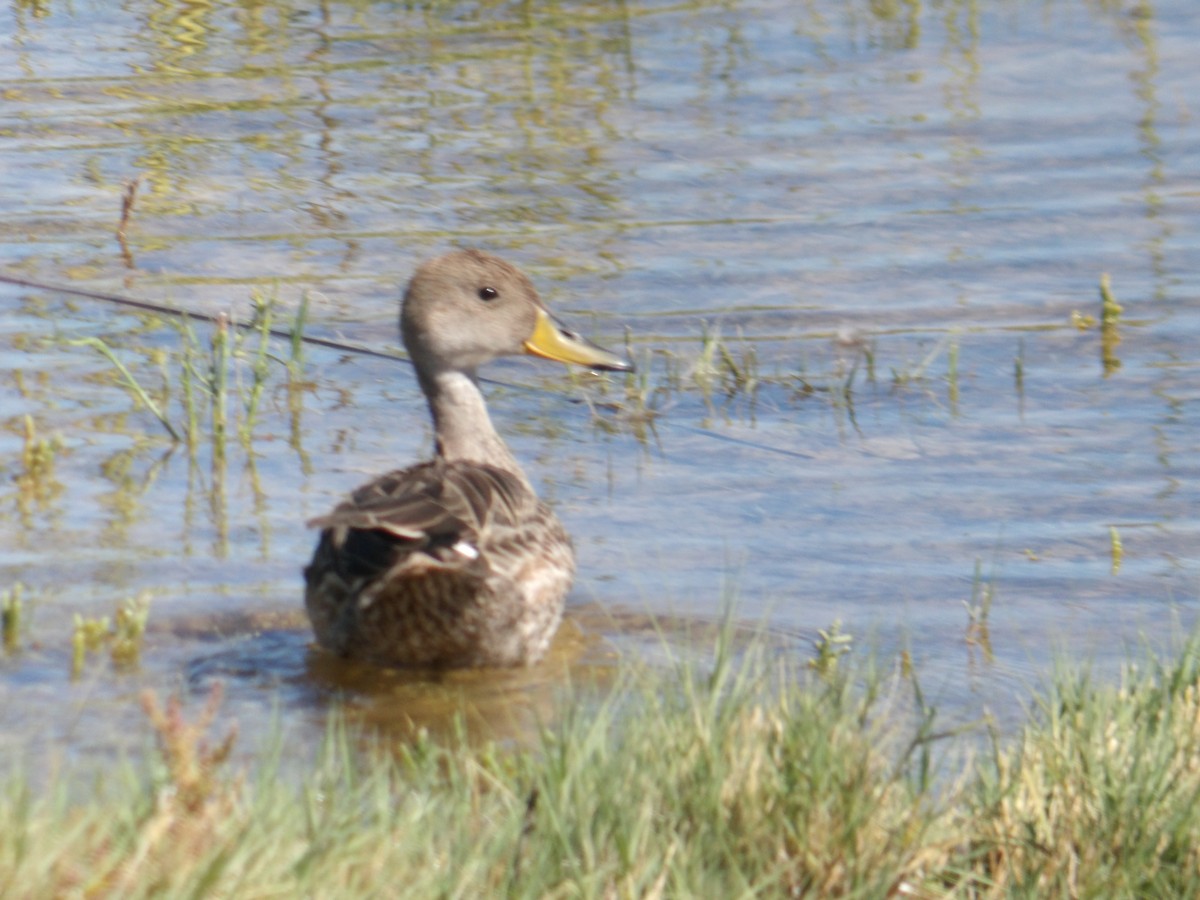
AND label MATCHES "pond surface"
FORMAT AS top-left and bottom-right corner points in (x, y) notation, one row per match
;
(0, 0), (1197, 765)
